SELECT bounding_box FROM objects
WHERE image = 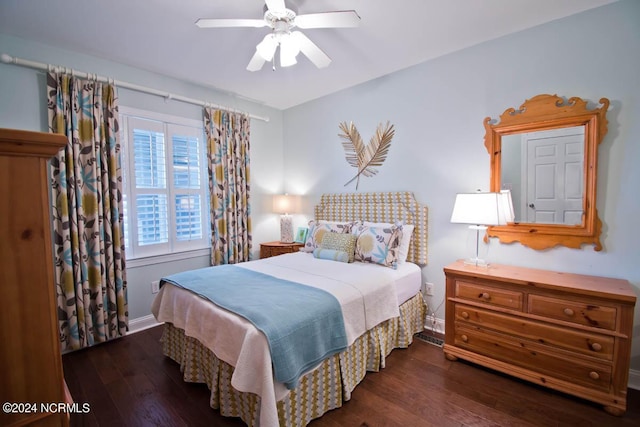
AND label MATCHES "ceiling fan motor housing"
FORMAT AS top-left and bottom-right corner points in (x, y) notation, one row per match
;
(273, 20), (293, 37)
(263, 3), (297, 29)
